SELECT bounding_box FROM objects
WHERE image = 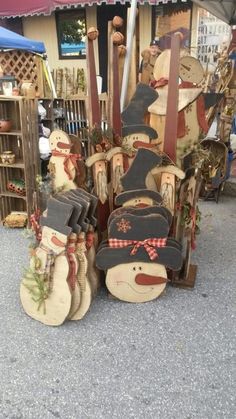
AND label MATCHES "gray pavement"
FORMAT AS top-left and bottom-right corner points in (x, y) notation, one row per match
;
(0, 195), (236, 419)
